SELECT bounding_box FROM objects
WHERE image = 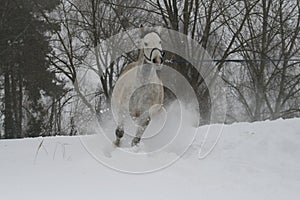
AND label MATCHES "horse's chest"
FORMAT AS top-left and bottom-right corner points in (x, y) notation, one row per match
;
(129, 83), (163, 112)
(114, 65), (164, 118)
